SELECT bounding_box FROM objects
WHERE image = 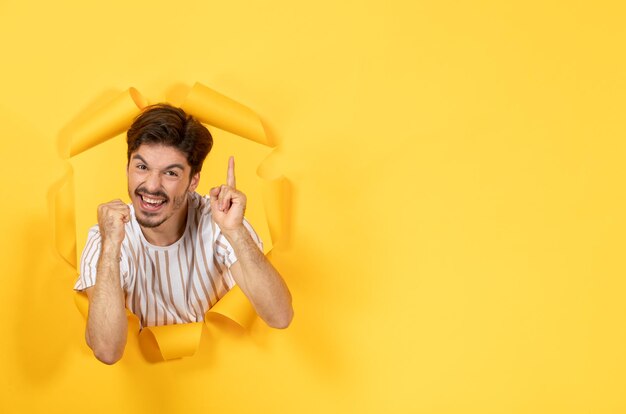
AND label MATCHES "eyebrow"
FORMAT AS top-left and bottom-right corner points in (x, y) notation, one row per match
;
(131, 154), (185, 171)
(164, 163), (185, 171)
